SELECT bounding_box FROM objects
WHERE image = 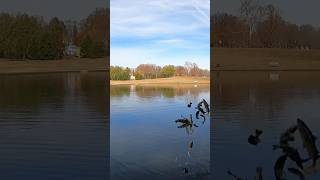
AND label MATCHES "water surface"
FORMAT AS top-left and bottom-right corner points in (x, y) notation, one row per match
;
(111, 84), (210, 180)
(0, 72), (109, 180)
(212, 71), (320, 179)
